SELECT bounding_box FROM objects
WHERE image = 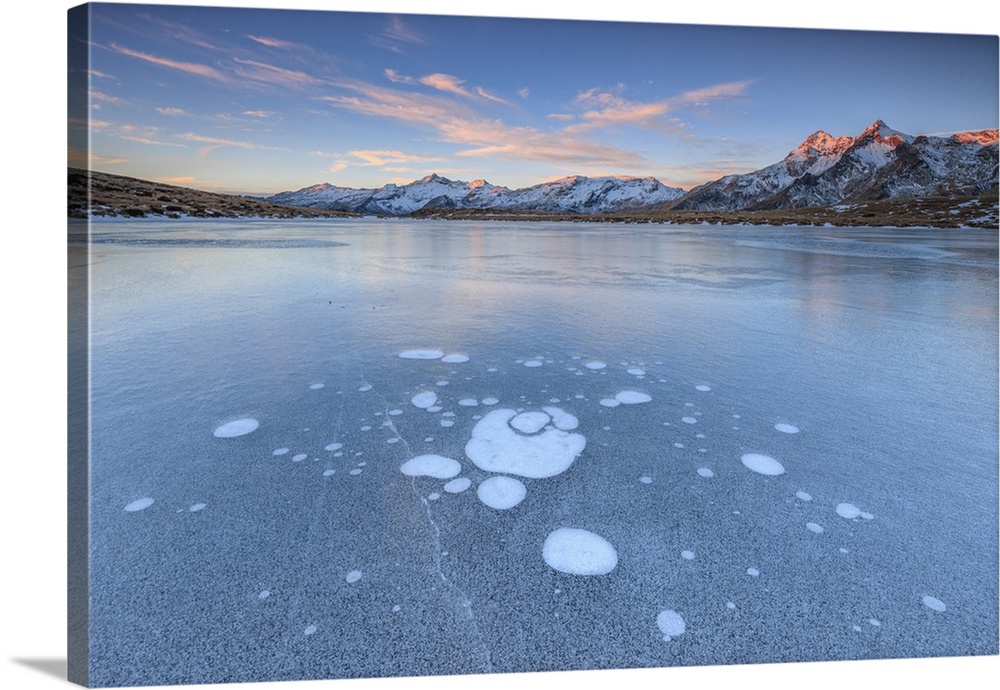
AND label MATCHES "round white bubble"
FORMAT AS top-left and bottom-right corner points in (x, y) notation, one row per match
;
(441, 354), (469, 363)
(510, 411), (550, 434)
(542, 407), (579, 431)
(346, 570), (362, 583)
(616, 391), (652, 404)
(741, 453), (785, 476)
(775, 423), (800, 434)
(796, 491), (813, 501)
(444, 477), (472, 493)
(585, 361), (607, 370)
(399, 350), (444, 360)
(599, 398), (621, 408)
(697, 468), (715, 478)
(543, 528), (618, 575)
(309, 383), (325, 390)
(836, 503), (862, 519)
(399, 454), (462, 479)
(806, 522), (824, 533)
(477, 476), (527, 510)
(695, 385), (711, 392)
(481, 397), (499, 406)
(465, 408), (586, 478)
(411, 392), (438, 409)
(922, 596), (946, 612)
(325, 442), (343, 451)
(273, 448), (289, 456)
(458, 398), (479, 407)
(656, 610), (686, 640)
(124, 497), (154, 512)
(682, 417), (697, 424)
(213, 418), (259, 438)
(747, 567), (760, 577)
(524, 360), (543, 367)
